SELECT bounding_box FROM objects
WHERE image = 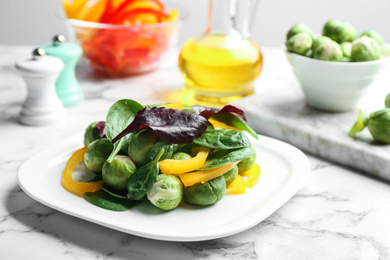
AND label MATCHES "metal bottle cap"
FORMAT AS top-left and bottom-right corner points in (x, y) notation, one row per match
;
(53, 34), (66, 46)
(32, 48), (46, 60)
